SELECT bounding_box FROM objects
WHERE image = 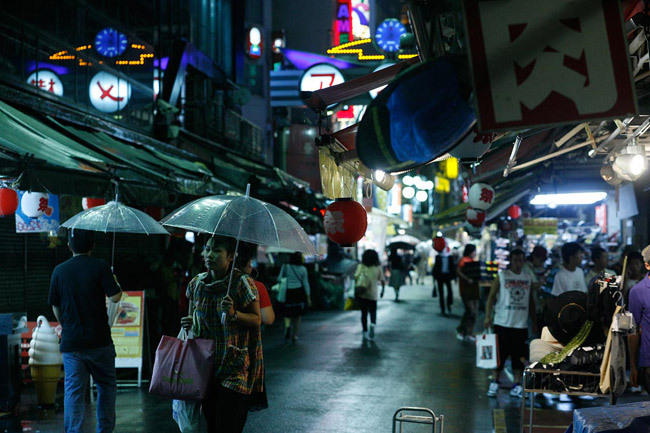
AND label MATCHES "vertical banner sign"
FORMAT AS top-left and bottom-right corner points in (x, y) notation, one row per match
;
(463, 0), (637, 131)
(333, 0), (353, 46)
(15, 191), (60, 233)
